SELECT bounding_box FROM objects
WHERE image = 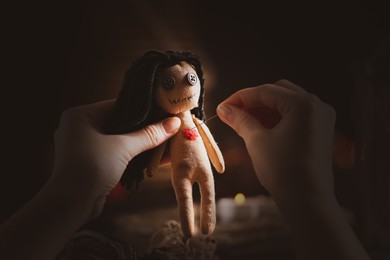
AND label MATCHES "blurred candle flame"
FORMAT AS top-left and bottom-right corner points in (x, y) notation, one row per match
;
(234, 193), (246, 205)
